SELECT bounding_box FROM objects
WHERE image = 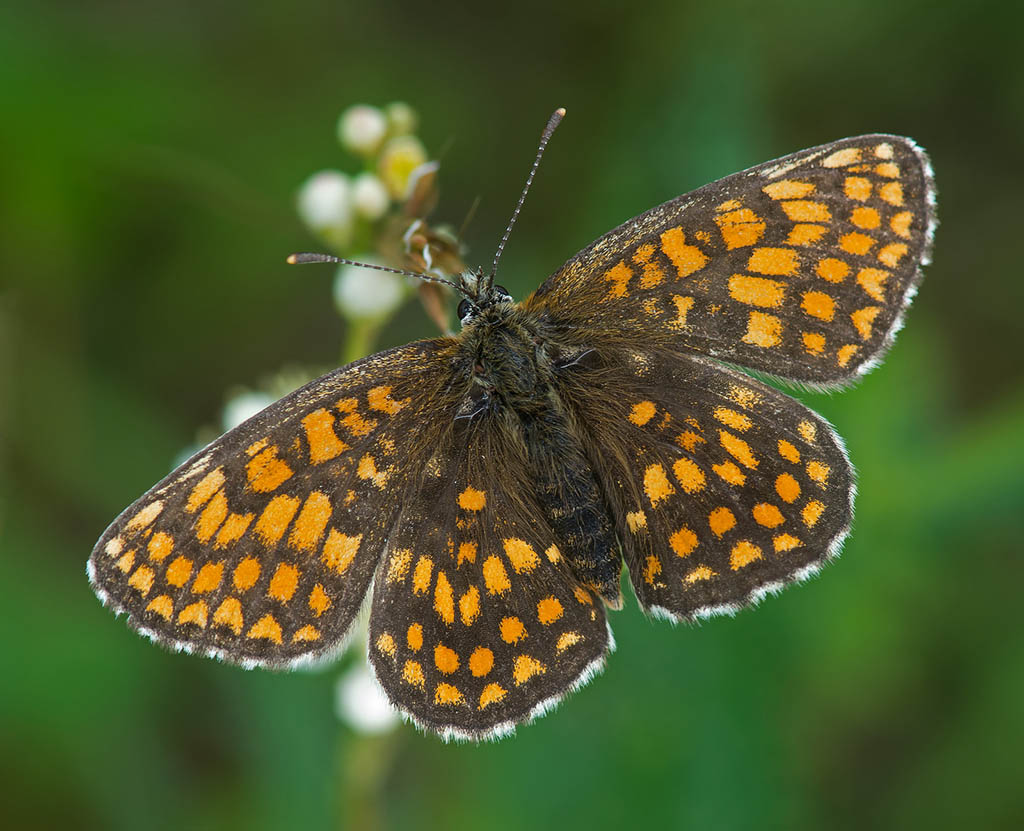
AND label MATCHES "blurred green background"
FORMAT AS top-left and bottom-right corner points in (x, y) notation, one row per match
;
(3, 0), (1023, 829)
